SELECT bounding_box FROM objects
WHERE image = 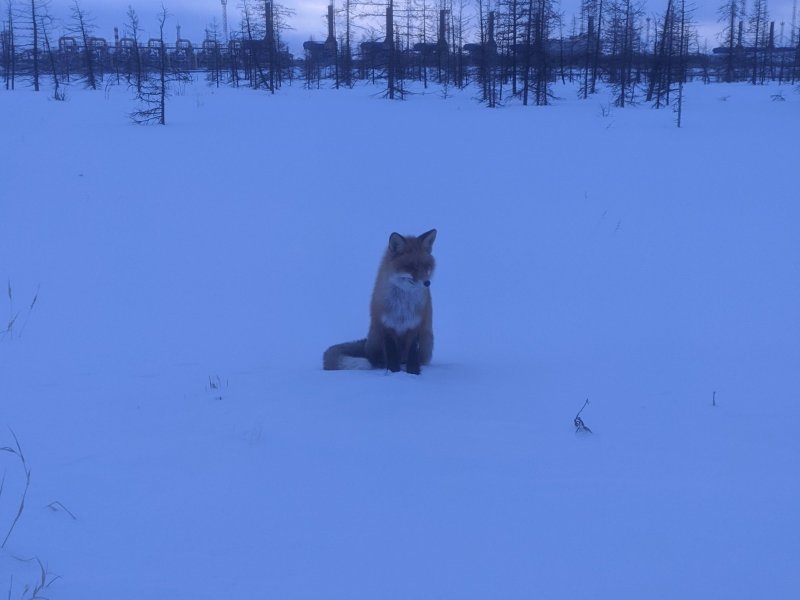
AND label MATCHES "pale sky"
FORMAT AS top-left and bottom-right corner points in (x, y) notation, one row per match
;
(54, 0), (800, 53)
